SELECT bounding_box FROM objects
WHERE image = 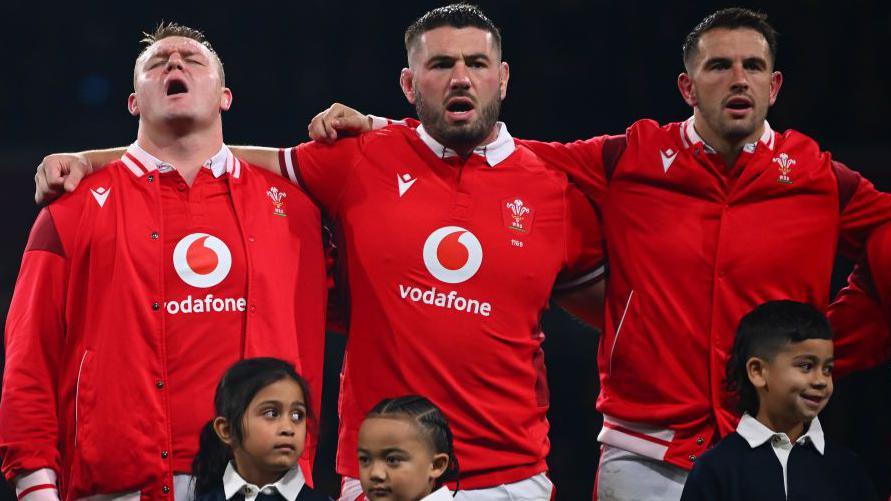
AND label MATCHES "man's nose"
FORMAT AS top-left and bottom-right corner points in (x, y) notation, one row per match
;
(165, 54), (185, 72)
(729, 63), (748, 90)
(449, 62), (471, 89)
